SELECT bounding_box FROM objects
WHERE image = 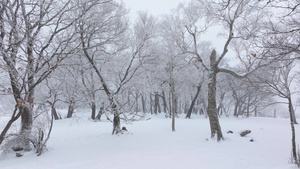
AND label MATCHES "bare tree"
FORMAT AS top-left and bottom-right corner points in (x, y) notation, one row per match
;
(77, 1), (157, 134)
(253, 59), (299, 164)
(169, 0), (276, 141)
(0, 0), (87, 150)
